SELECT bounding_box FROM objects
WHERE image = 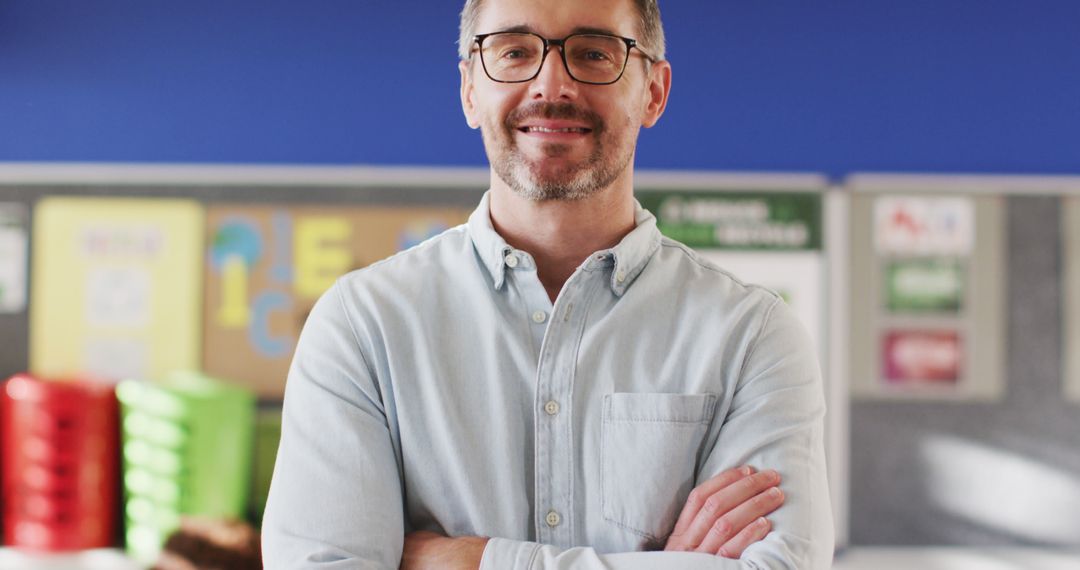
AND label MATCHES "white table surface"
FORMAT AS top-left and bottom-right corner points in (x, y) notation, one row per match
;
(0, 548), (143, 570)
